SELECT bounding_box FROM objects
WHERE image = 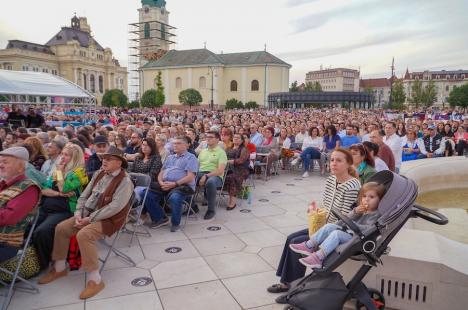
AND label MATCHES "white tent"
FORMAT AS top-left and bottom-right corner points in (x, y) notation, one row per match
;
(0, 70), (95, 106)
